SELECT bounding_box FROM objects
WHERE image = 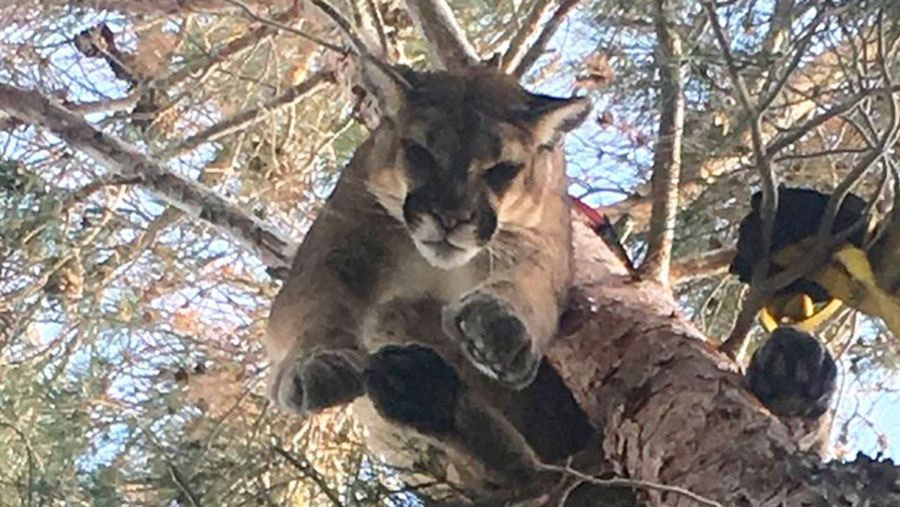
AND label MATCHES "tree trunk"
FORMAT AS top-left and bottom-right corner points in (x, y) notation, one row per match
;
(537, 218), (900, 506)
